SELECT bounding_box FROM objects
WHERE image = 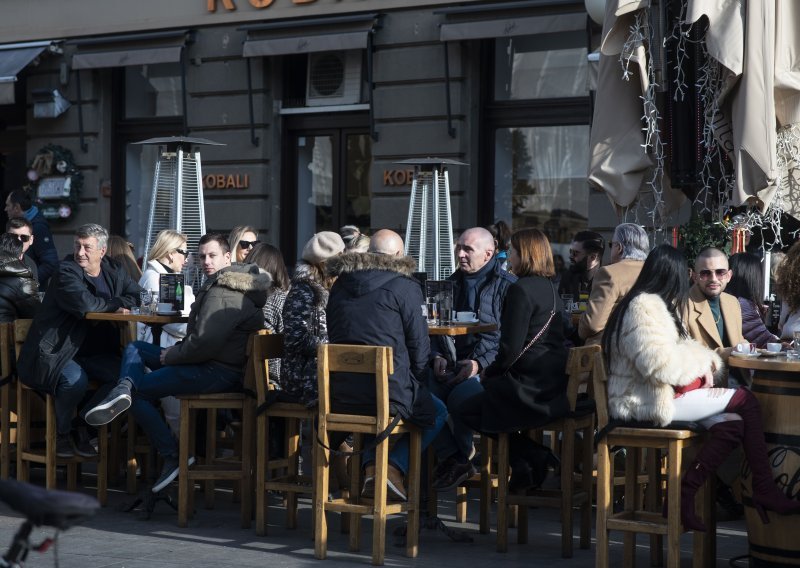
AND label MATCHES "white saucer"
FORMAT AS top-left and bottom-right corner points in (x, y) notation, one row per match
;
(455, 319), (479, 324)
(731, 351), (759, 358)
(758, 350), (786, 358)
(156, 310), (179, 316)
